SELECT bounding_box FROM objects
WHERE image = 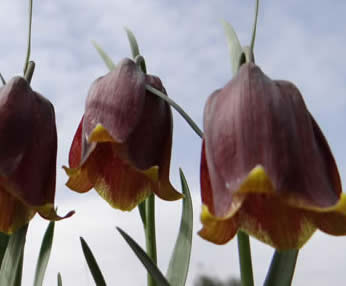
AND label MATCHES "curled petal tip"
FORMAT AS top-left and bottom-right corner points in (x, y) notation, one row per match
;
(37, 204), (75, 221)
(198, 205), (239, 245)
(155, 184), (183, 201)
(63, 165), (93, 193)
